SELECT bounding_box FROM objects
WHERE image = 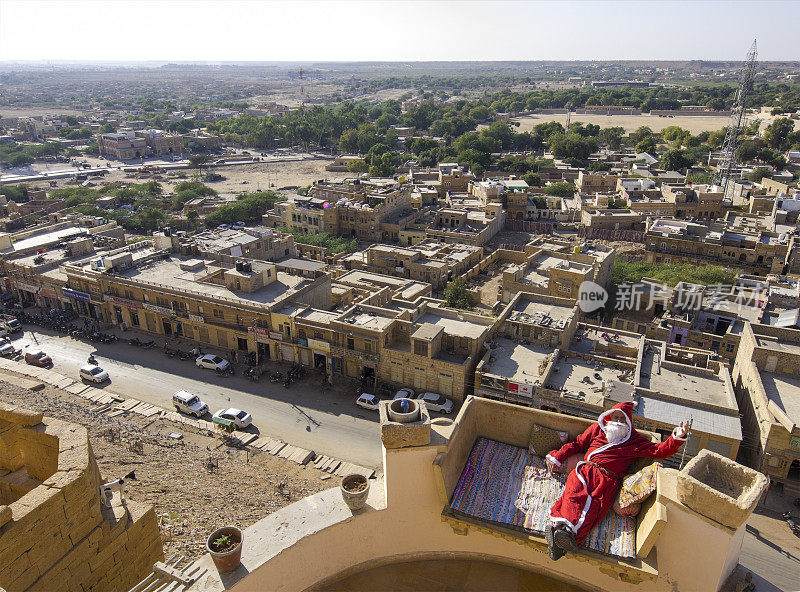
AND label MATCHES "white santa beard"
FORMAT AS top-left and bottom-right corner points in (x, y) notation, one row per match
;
(602, 421), (629, 444)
